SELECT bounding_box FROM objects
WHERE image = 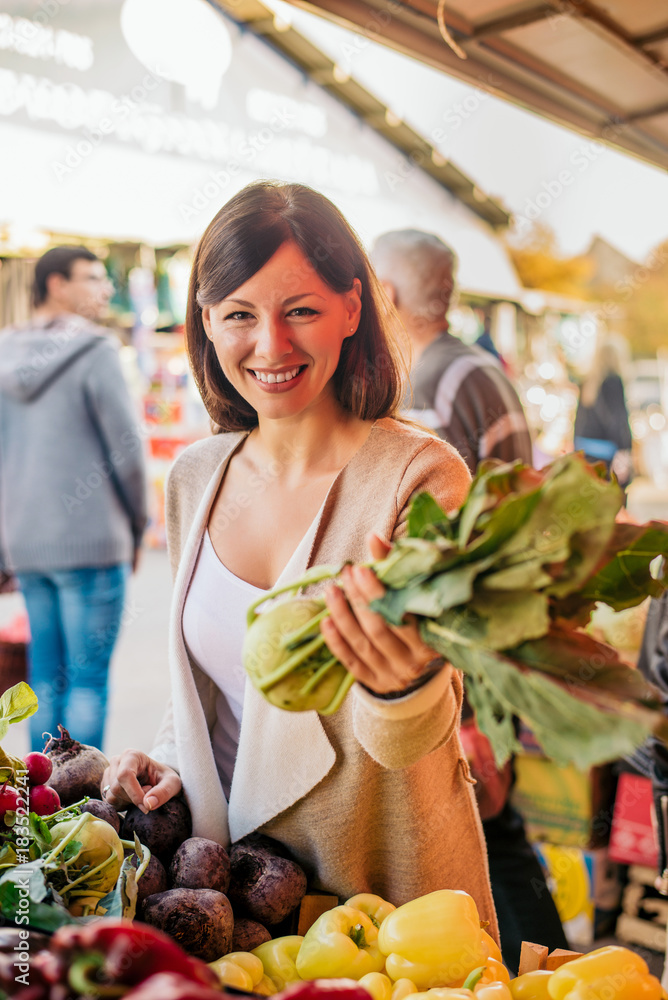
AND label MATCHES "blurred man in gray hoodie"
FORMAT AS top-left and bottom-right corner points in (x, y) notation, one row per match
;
(0, 247), (147, 751)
